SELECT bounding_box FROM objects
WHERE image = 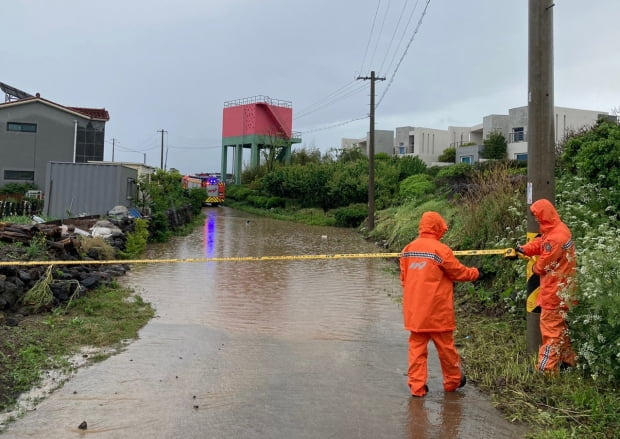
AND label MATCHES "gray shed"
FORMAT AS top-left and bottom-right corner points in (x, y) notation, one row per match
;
(44, 162), (138, 219)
